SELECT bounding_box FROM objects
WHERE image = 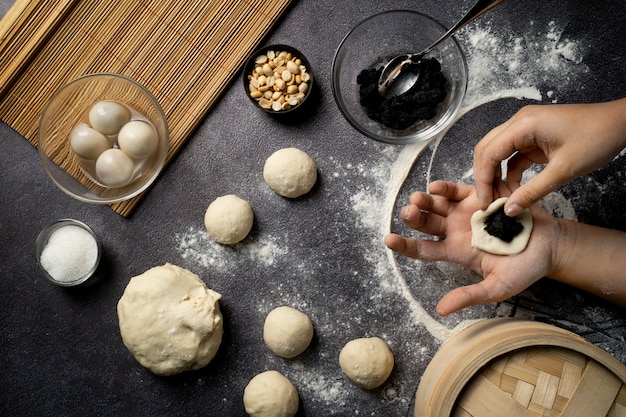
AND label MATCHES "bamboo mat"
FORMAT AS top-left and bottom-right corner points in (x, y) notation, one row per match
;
(0, 0), (292, 216)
